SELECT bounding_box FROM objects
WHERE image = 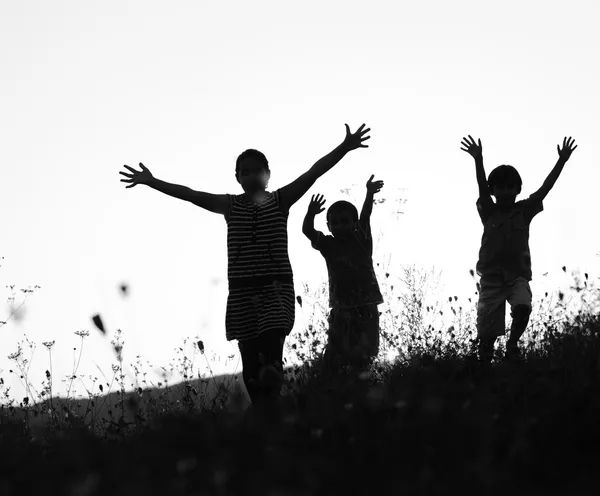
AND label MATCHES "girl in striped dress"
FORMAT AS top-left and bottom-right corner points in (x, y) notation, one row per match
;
(119, 123), (371, 412)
